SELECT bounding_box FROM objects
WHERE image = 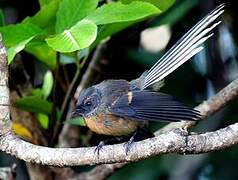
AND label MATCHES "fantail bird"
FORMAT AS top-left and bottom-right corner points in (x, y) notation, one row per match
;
(72, 4), (224, 153)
